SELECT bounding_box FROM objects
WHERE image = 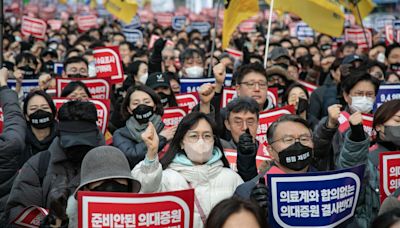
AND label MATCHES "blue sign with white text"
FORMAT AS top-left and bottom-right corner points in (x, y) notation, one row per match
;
(8, 79), (39, 98)
(373, 84), (400, 112)
(180, 78), (215, 93)
(172, 16), (186, 31)
(267, 165), (365, 228)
